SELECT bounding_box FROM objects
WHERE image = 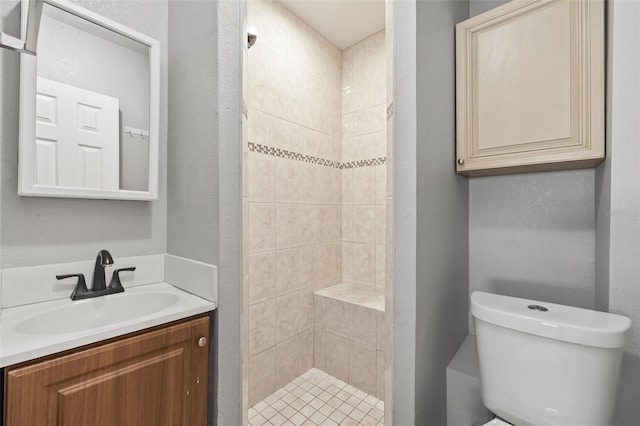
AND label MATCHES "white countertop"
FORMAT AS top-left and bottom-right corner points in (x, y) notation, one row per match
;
(0, 282), (216, 367)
